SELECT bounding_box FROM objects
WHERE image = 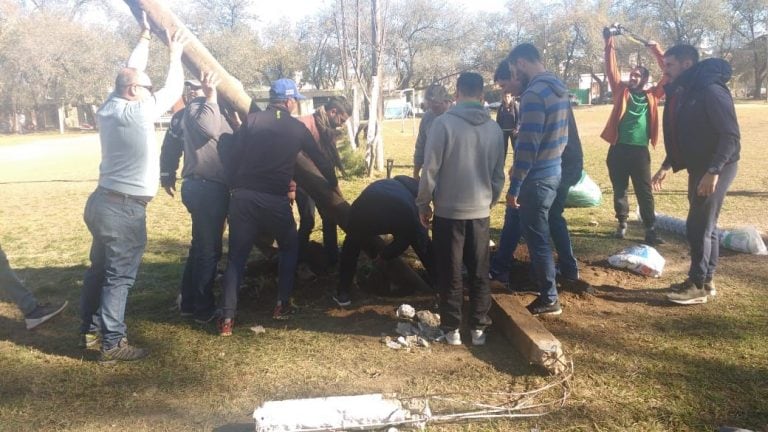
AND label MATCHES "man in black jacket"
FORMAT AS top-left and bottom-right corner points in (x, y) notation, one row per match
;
(334, 175), (433, 306)
(218, 79), (338, 334)
(652, 45), (740, 305)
